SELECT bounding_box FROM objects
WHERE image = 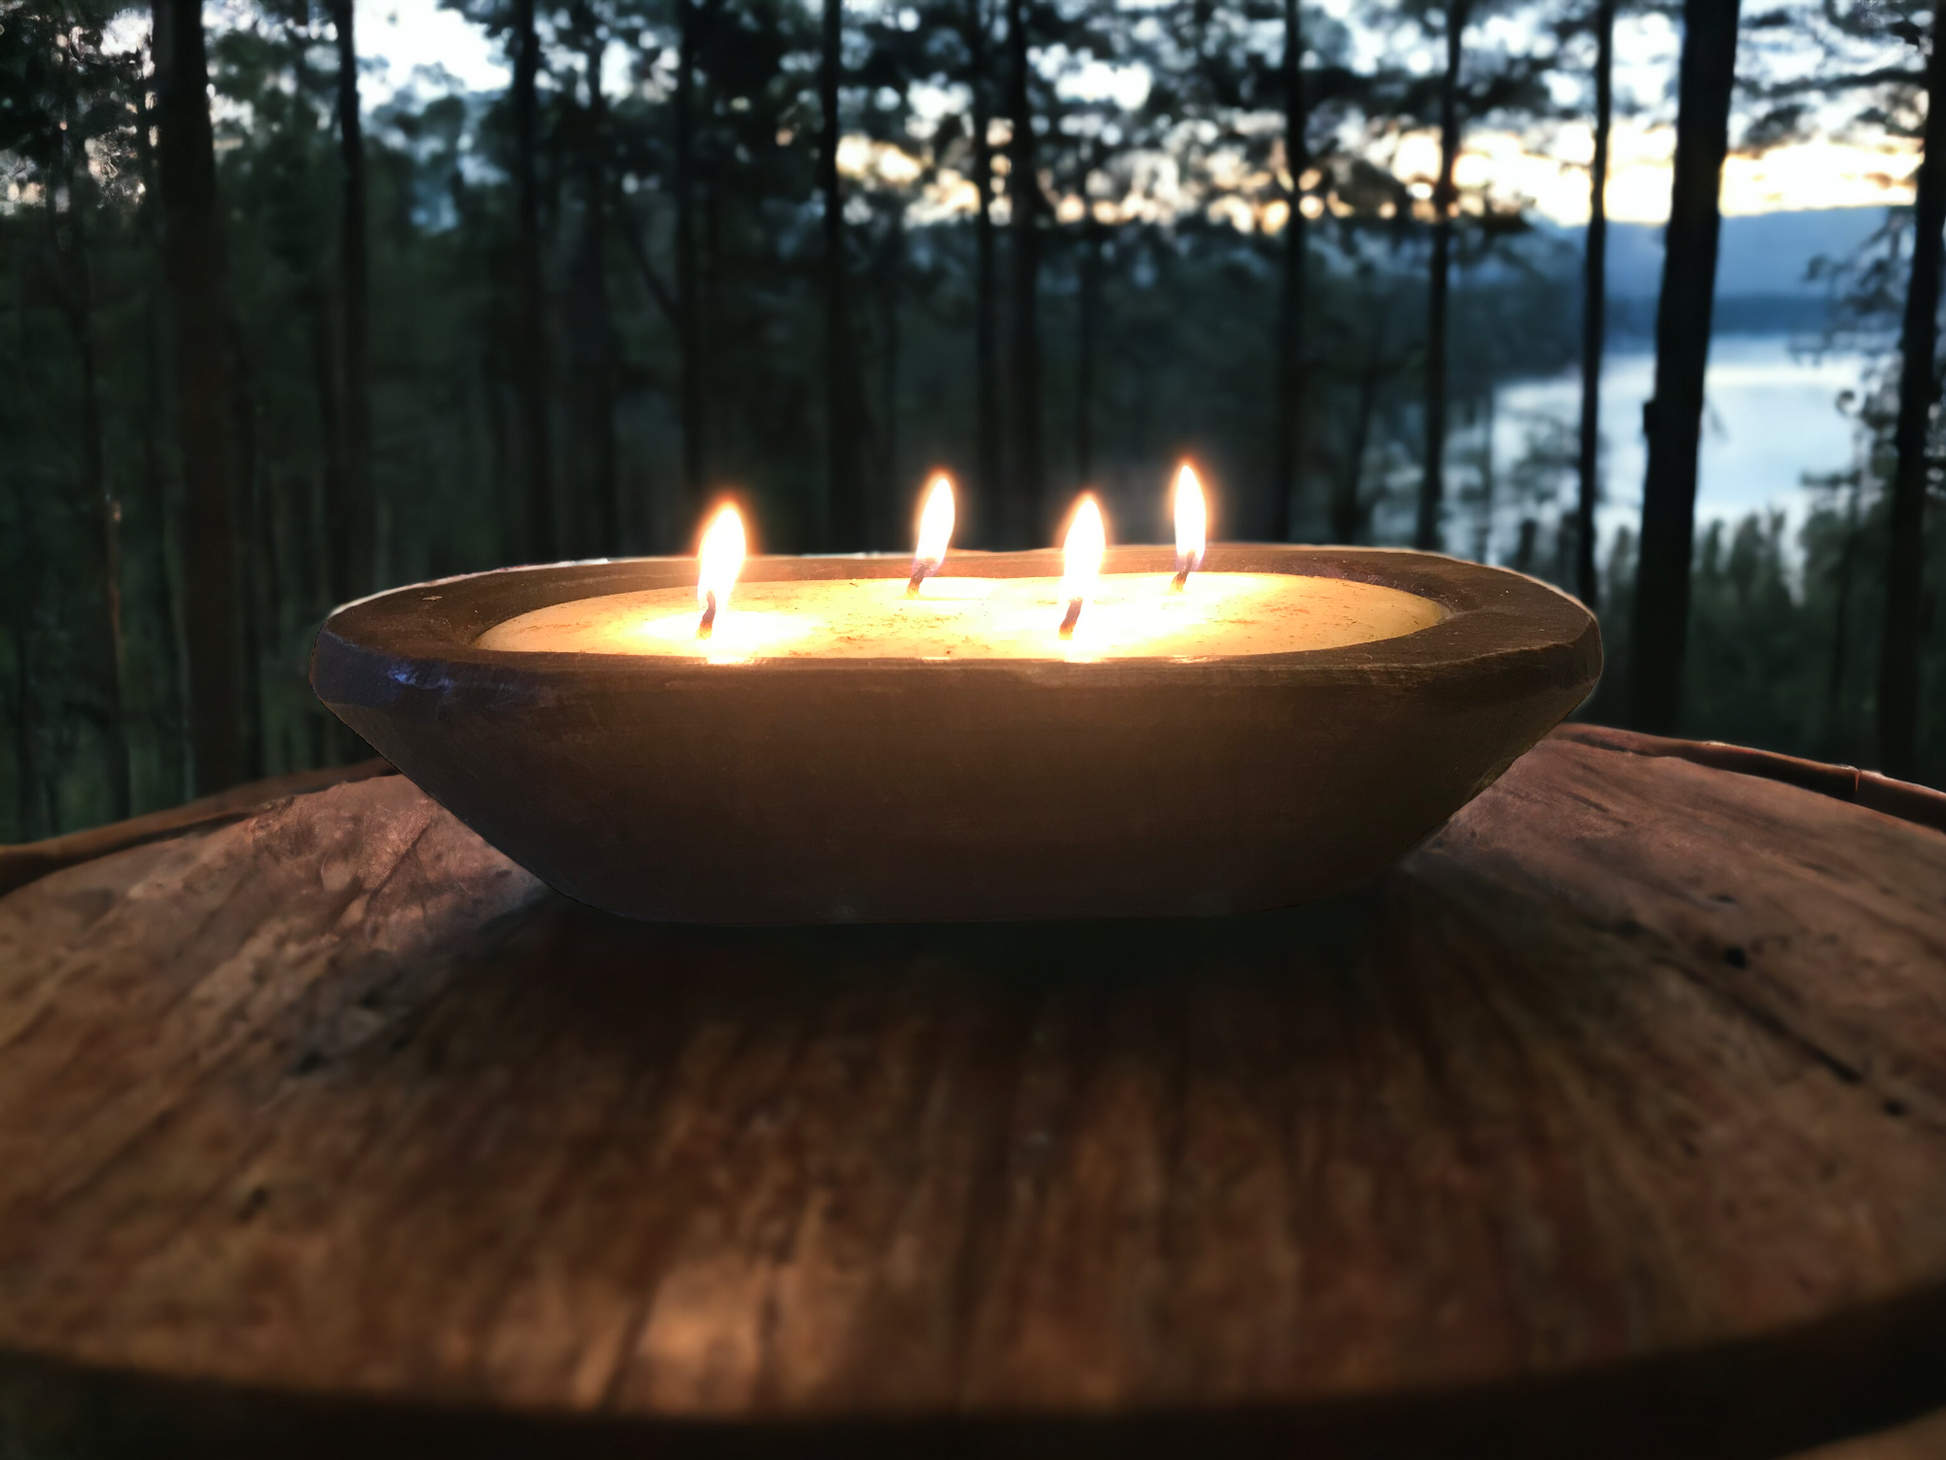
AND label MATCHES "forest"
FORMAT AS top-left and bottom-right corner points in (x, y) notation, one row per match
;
(1, 0), (1943, 841)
